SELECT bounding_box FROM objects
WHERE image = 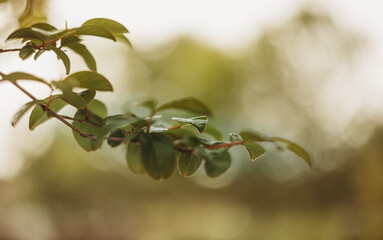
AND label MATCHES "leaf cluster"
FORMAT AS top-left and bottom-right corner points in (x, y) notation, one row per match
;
(0, 19), (312, 180)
